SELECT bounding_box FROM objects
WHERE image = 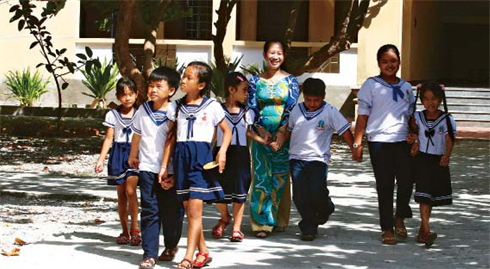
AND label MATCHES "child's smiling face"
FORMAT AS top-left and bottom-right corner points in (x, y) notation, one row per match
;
(147, 79), (175, 103)
(421, 89), (442, 114)
(117, 86), (137, 108)
(304, 94), (324, 111)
